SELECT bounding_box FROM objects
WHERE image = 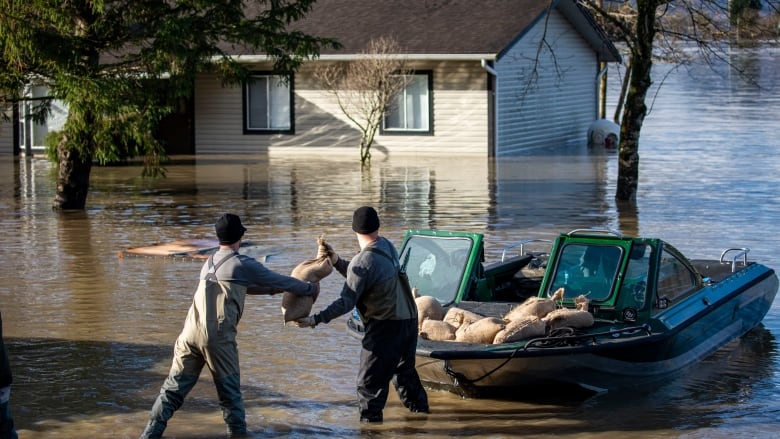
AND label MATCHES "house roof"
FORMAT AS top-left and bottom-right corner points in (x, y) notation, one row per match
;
(235, 0), (620, 62)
